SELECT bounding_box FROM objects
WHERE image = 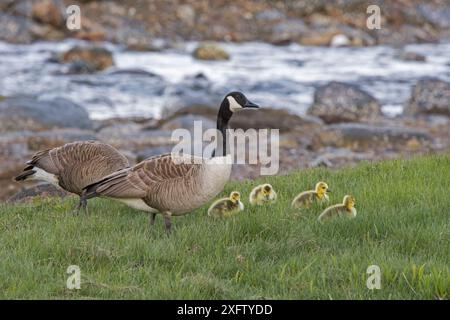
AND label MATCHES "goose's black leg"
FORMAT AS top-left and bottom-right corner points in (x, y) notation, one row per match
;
(149, 213), (157, 227)
(71, 198), (82, 215)
(163, 211), (172, 234)
(80, 194), (88, 214)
